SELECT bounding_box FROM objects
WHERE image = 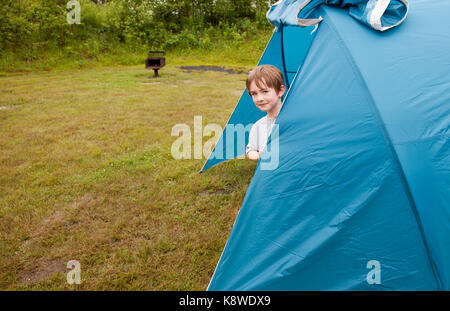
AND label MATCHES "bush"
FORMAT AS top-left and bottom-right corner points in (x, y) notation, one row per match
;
(0, 0), (273, 70)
